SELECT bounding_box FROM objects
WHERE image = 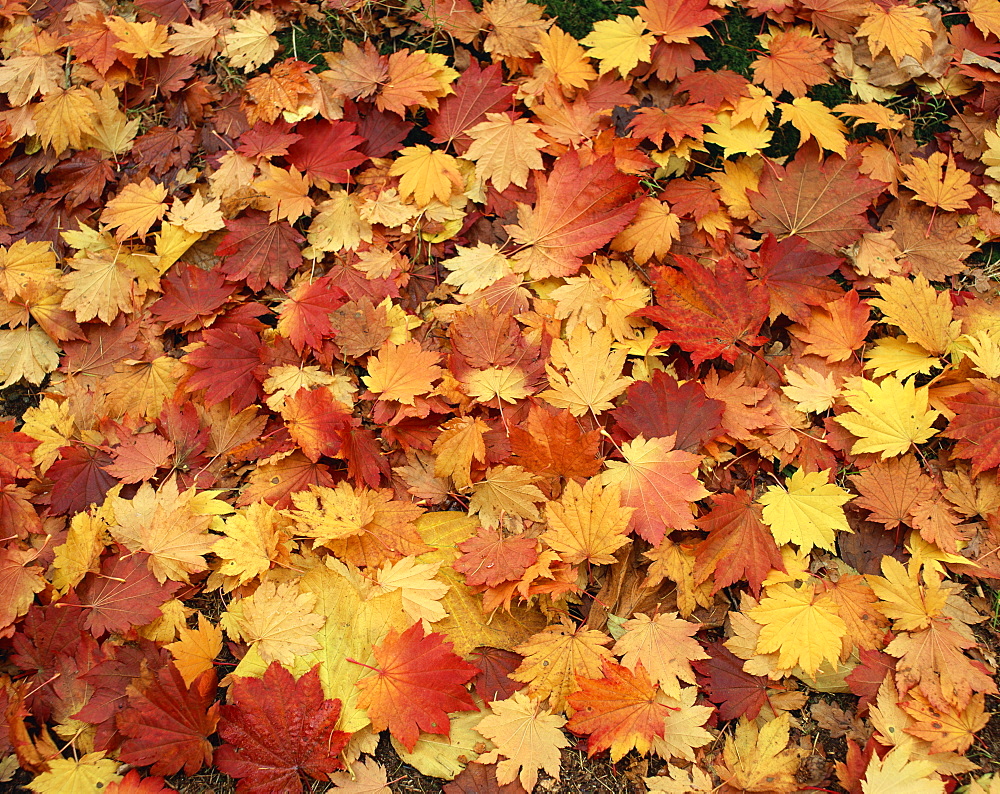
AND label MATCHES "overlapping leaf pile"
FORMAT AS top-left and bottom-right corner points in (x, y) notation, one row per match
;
(2, 0), (1000, 790)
